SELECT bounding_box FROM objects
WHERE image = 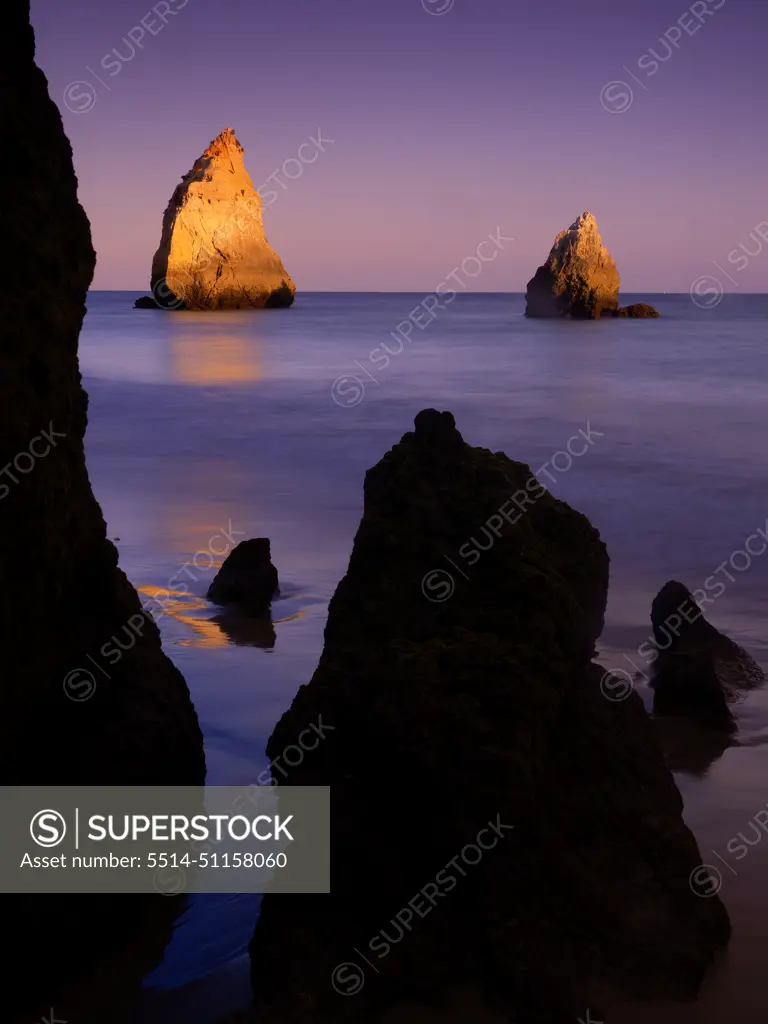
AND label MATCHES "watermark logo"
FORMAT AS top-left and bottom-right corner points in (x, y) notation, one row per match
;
(689, 863), (723, 898)
(63, 81), (97, 114)
(690, 274), (724, 308)
(690, 219), (768, 309)
(422, 0), (454, 13)
(153, 865), (187, 895)
(600, 81), (634, 114)
(599, 1), (728, 115)
(61, 0), (191, 115)
(421, 569), (455, 604)
(599, 668), (635, 703)
(332, 228), (513, 407)
(63, 668), (97, 703)
(420, 423), (603, 602)
(330, 815), (512, 996)
(331, 962), (366, 996)
(331, 374), (365, 409)
(152, 272), (192, 310)
(30, 810), (67, 849)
